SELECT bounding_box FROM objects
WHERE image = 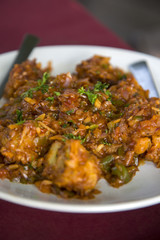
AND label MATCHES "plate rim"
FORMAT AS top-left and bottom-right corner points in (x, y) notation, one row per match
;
(0, 188), (160, 213)
(0, 44), (160, 60)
